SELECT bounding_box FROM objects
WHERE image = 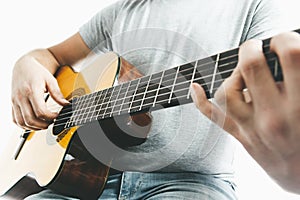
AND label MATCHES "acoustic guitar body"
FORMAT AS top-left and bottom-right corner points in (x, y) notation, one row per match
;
(0, 52), (151, 199)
